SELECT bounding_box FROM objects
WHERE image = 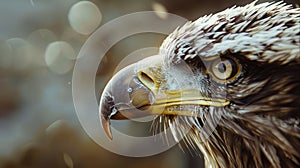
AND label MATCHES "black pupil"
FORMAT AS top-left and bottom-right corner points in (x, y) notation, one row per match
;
(217, 62), (226, 73)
